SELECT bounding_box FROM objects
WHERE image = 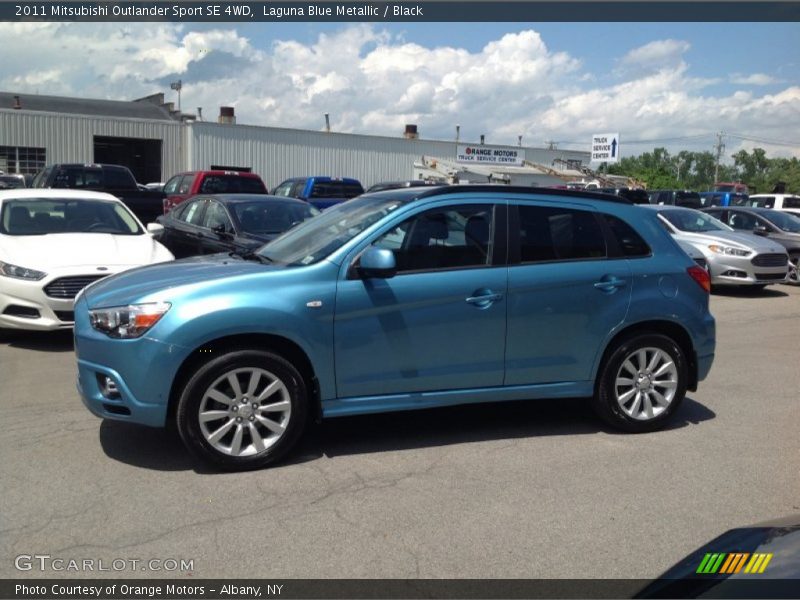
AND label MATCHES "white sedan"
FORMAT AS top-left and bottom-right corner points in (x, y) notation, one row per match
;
(0, 189), (173, 331)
